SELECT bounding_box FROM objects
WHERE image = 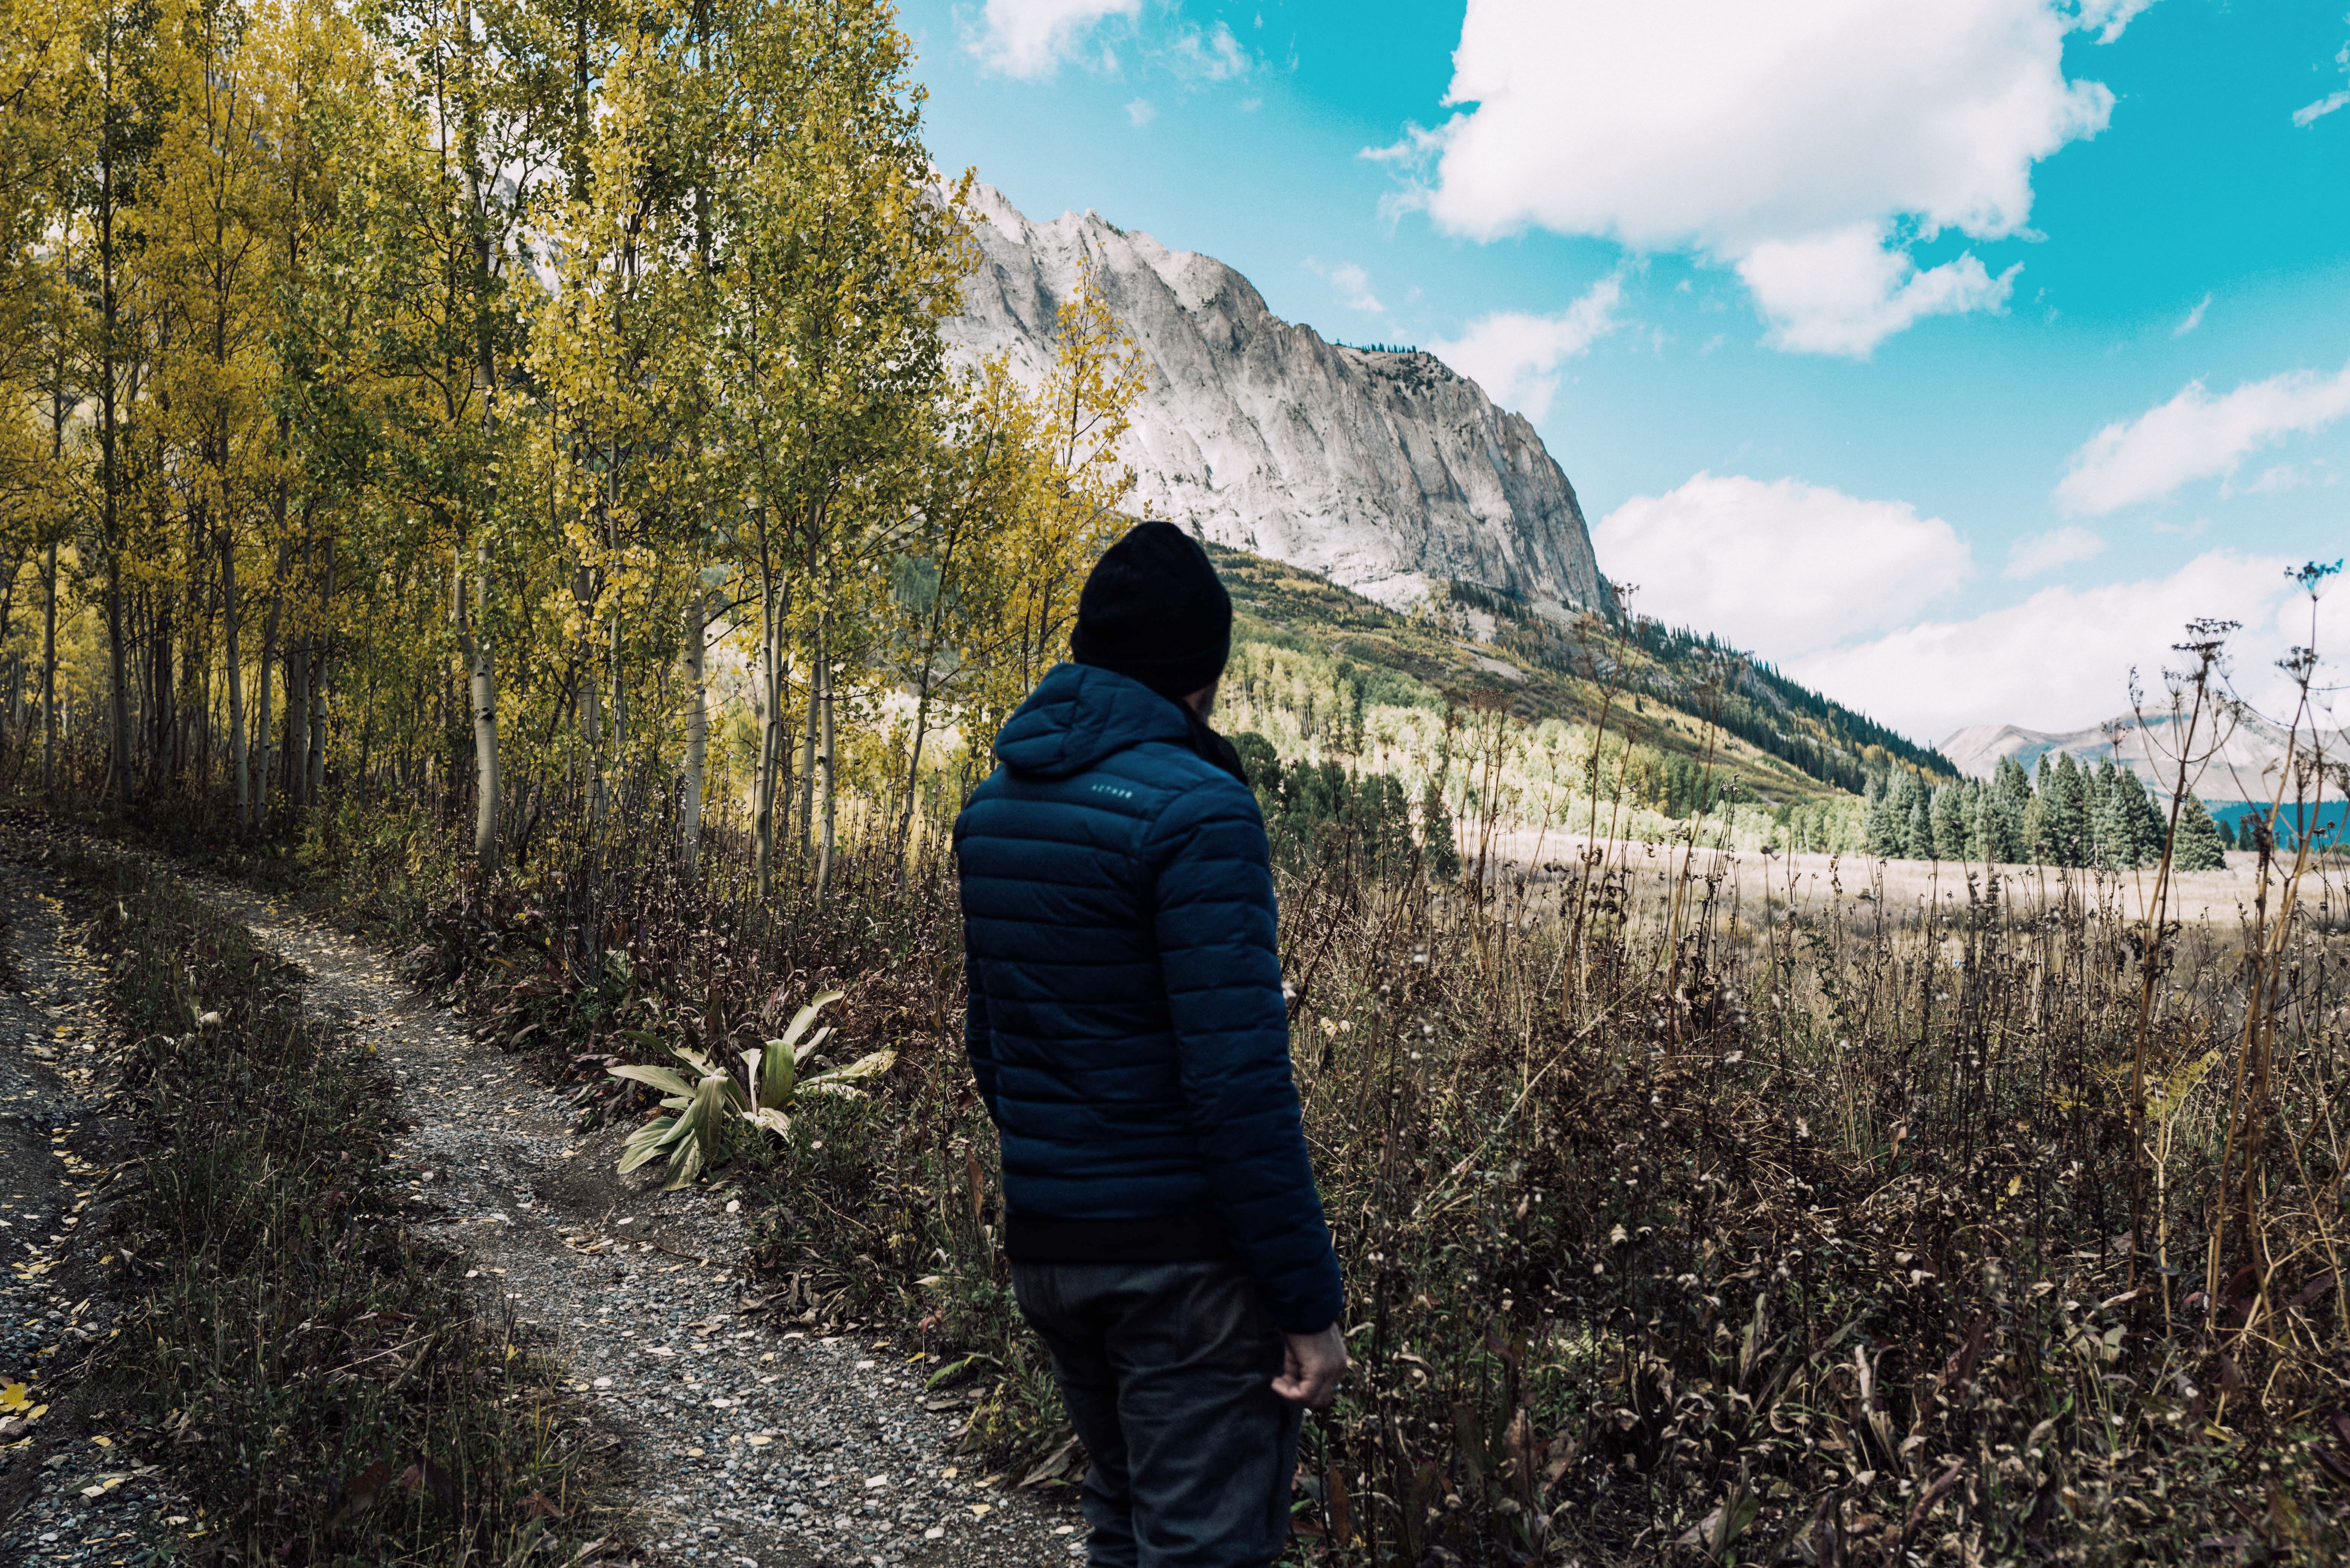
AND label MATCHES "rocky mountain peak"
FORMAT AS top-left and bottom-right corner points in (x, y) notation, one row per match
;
(946, 182), (1611, 620)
